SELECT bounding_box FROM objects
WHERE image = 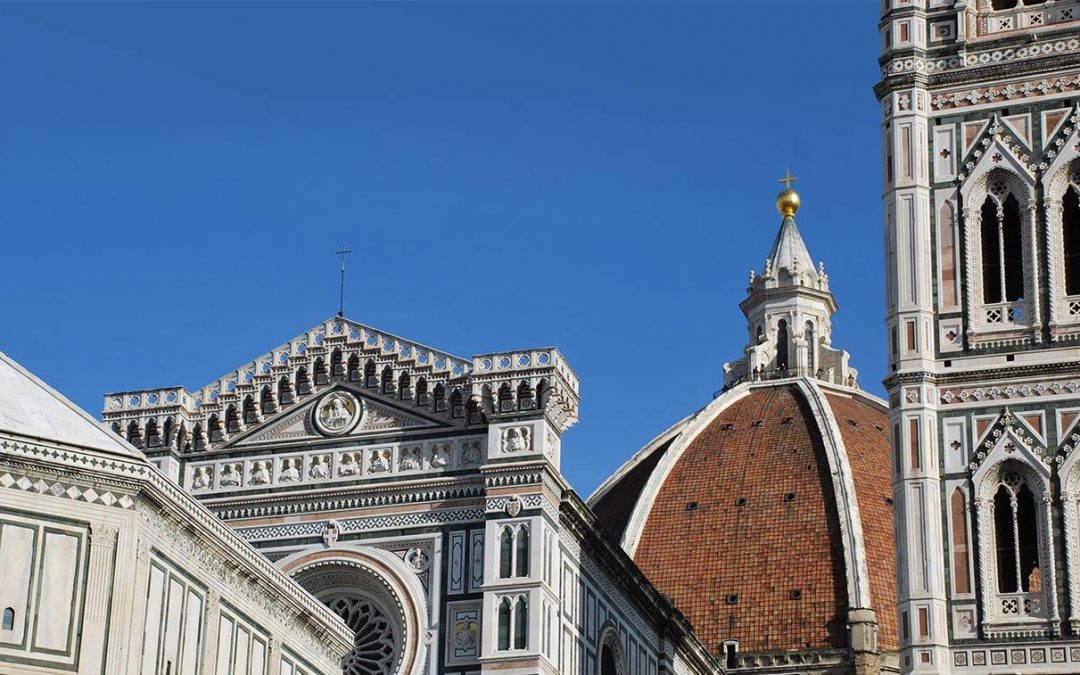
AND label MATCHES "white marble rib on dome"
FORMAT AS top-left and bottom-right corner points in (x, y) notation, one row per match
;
(0, 349), (142, 458)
